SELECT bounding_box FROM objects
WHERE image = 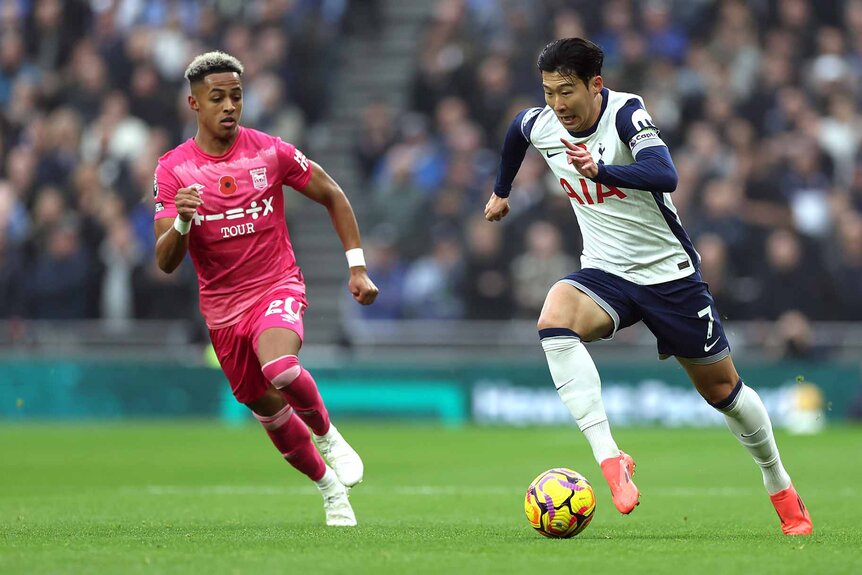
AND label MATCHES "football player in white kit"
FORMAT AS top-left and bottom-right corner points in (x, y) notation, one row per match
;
(485, 38), (812, 535)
